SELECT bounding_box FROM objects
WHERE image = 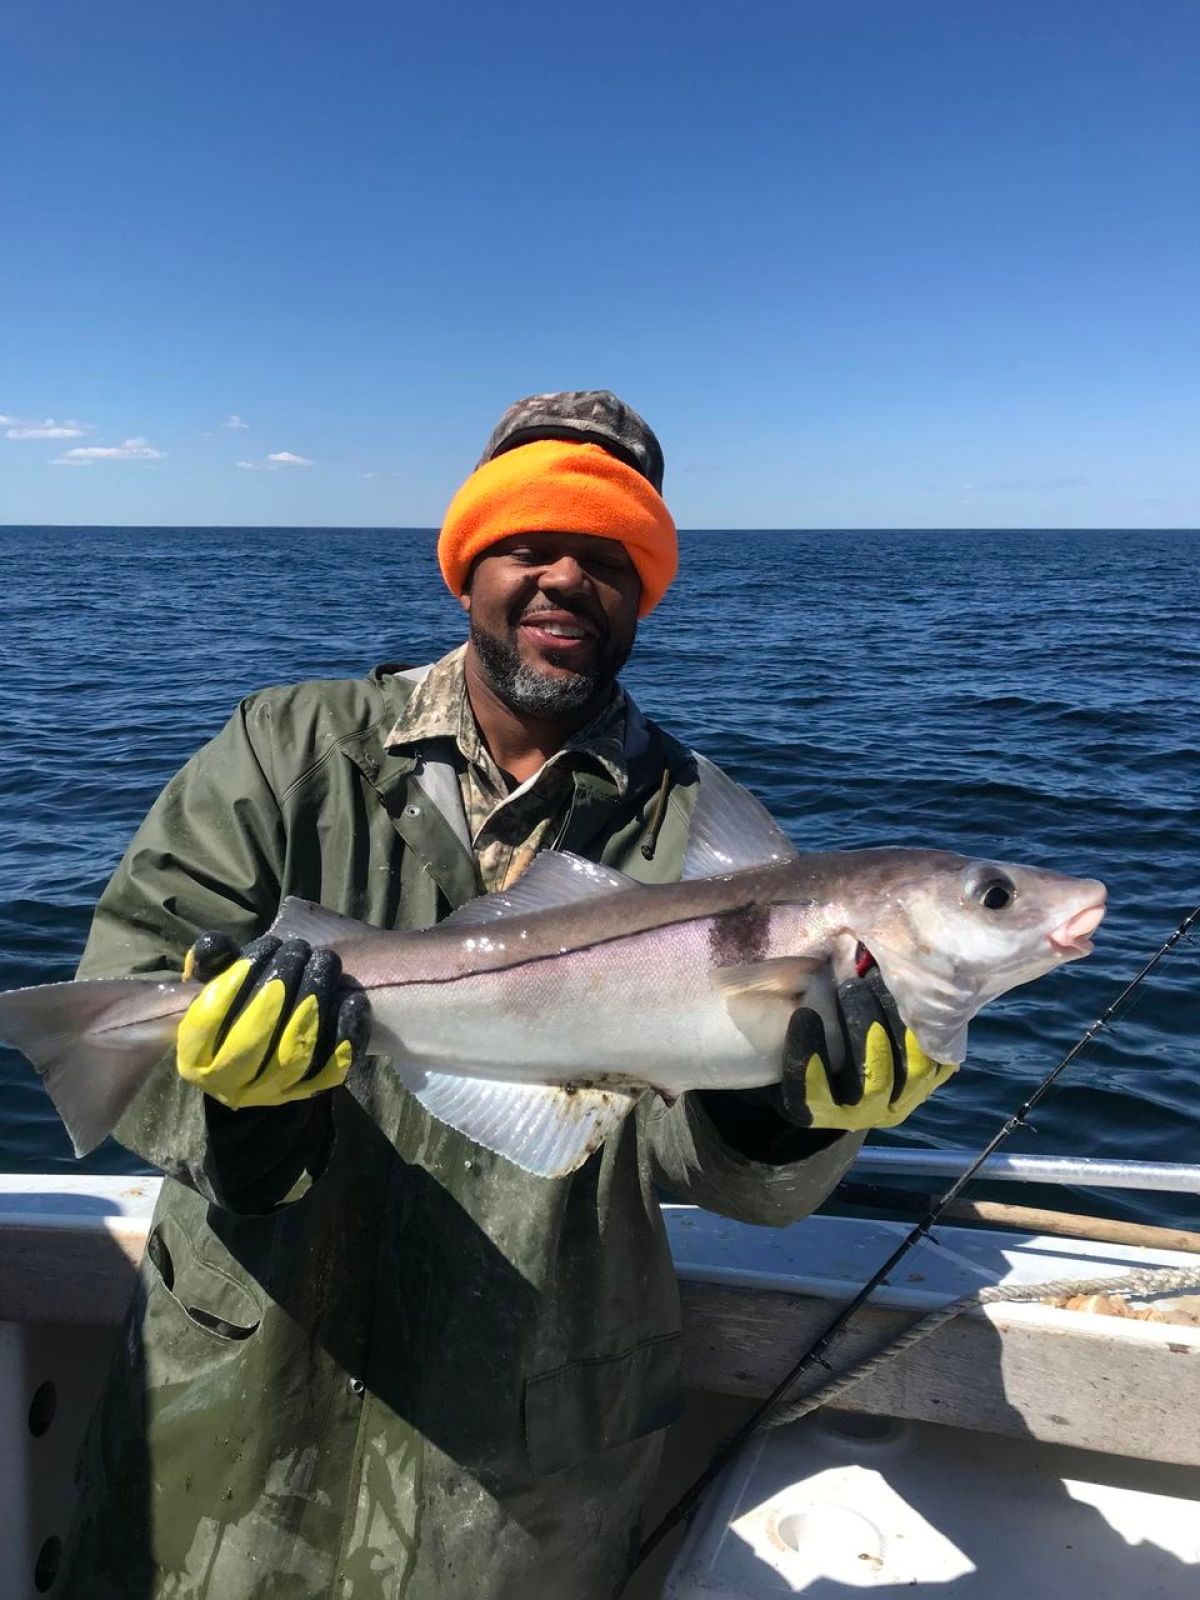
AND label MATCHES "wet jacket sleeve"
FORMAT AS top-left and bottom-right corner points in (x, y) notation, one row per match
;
(641, 1082), (864, 1229)
(76, 696), (334, 1213)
